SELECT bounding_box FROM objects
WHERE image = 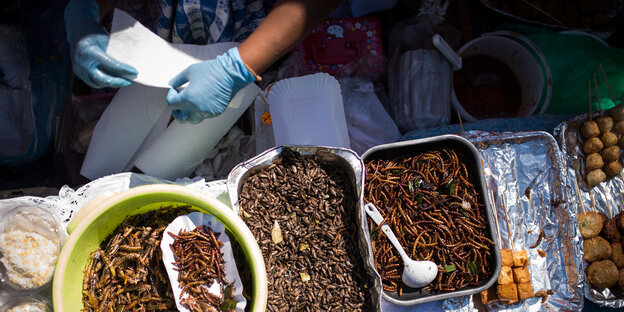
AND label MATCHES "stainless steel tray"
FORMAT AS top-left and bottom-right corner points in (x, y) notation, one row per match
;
(360, 134), (501, 306)
(226, 145), (382, 311)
